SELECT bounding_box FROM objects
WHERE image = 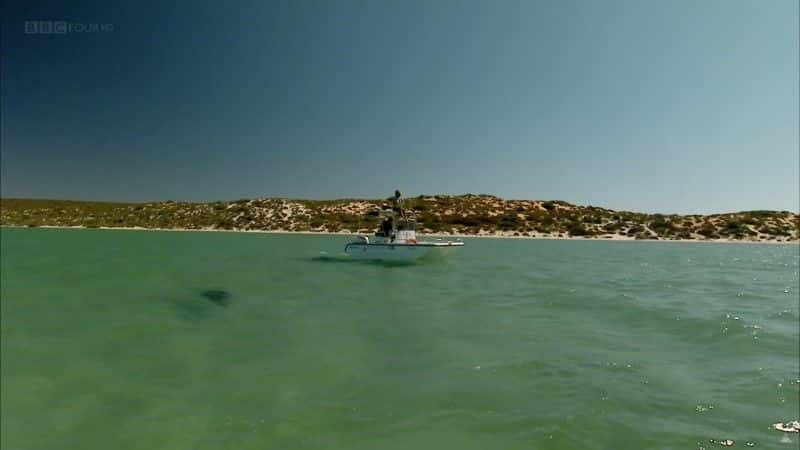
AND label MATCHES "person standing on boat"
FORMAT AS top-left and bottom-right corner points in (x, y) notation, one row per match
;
(379, 216), (392, 236)
(388, 216), (395, 241)
(392, 190), (402, 211)
(391, 190), (404, 221)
